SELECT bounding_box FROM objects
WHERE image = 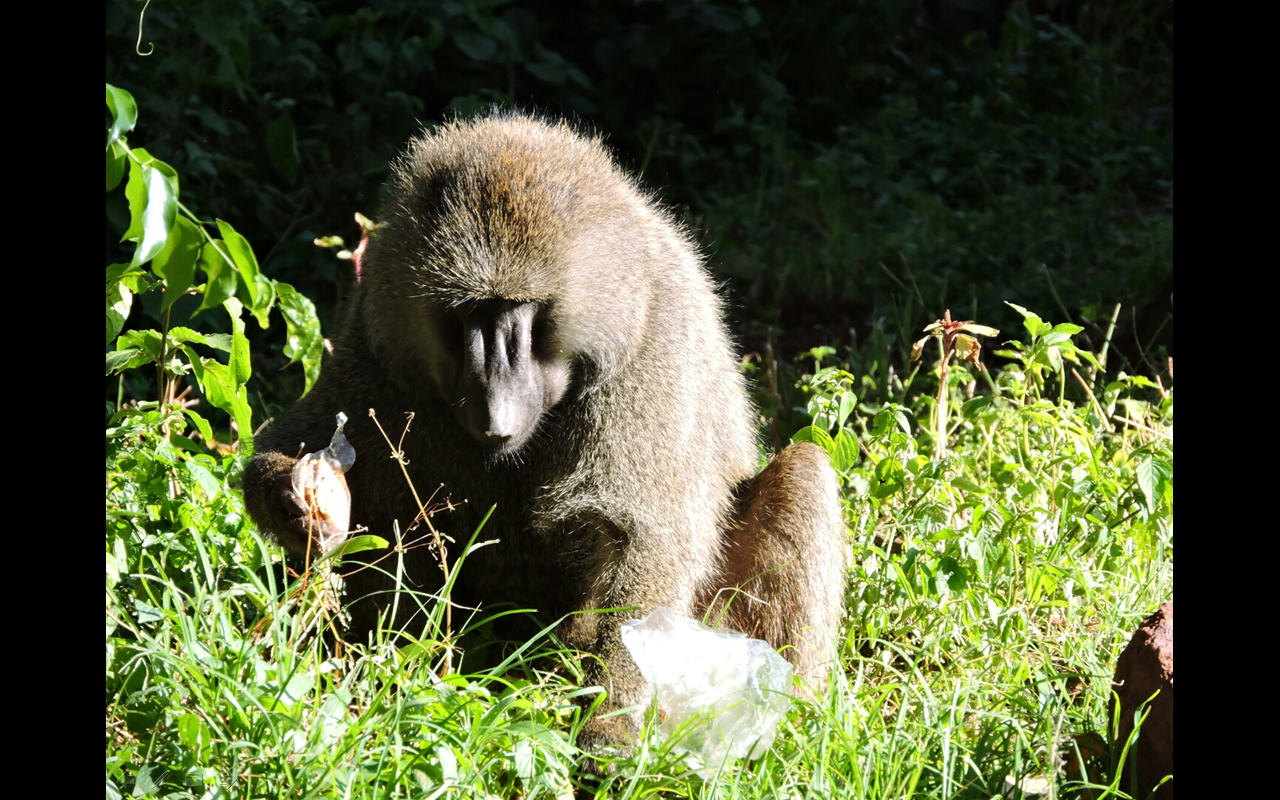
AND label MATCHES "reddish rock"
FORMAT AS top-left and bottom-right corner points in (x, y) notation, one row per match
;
(1110, 601), (1173, 799)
